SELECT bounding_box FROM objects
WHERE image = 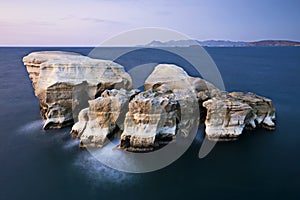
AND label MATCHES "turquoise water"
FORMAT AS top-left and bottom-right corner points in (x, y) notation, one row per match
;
(0, 47), (299, 200)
